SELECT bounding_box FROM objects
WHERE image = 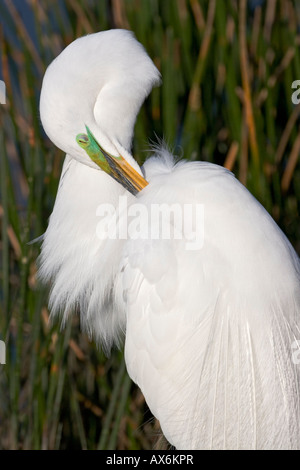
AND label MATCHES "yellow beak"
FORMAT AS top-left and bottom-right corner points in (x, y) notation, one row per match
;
(76, 126), (148, 196)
